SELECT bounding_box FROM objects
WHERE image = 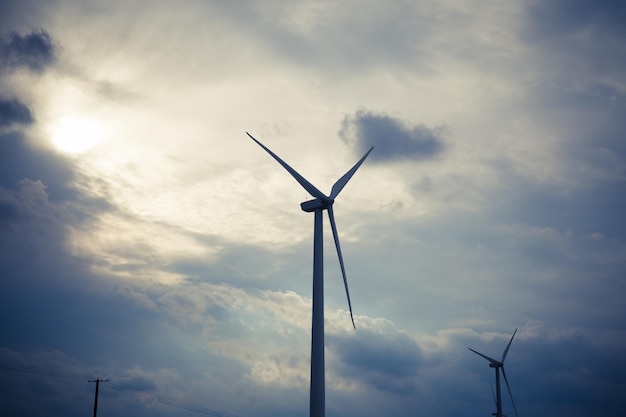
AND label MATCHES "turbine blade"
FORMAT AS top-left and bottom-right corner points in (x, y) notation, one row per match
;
(327, 205), (355, 329)
(468, 348), (500, 366)
(490, 383), (497, 408)
(502, 367), (519, 417)
(501, 329), (517, 363)
(247, 132), (326, 199)
(330, 147), (374, 199)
